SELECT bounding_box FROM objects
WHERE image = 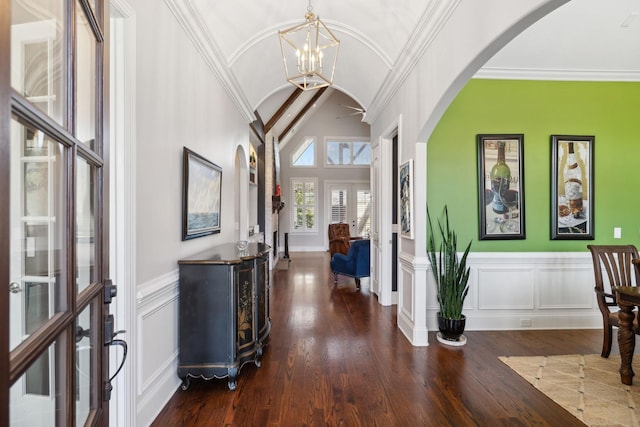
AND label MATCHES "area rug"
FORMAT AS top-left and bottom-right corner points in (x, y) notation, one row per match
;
(500, 354), (640, 426)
